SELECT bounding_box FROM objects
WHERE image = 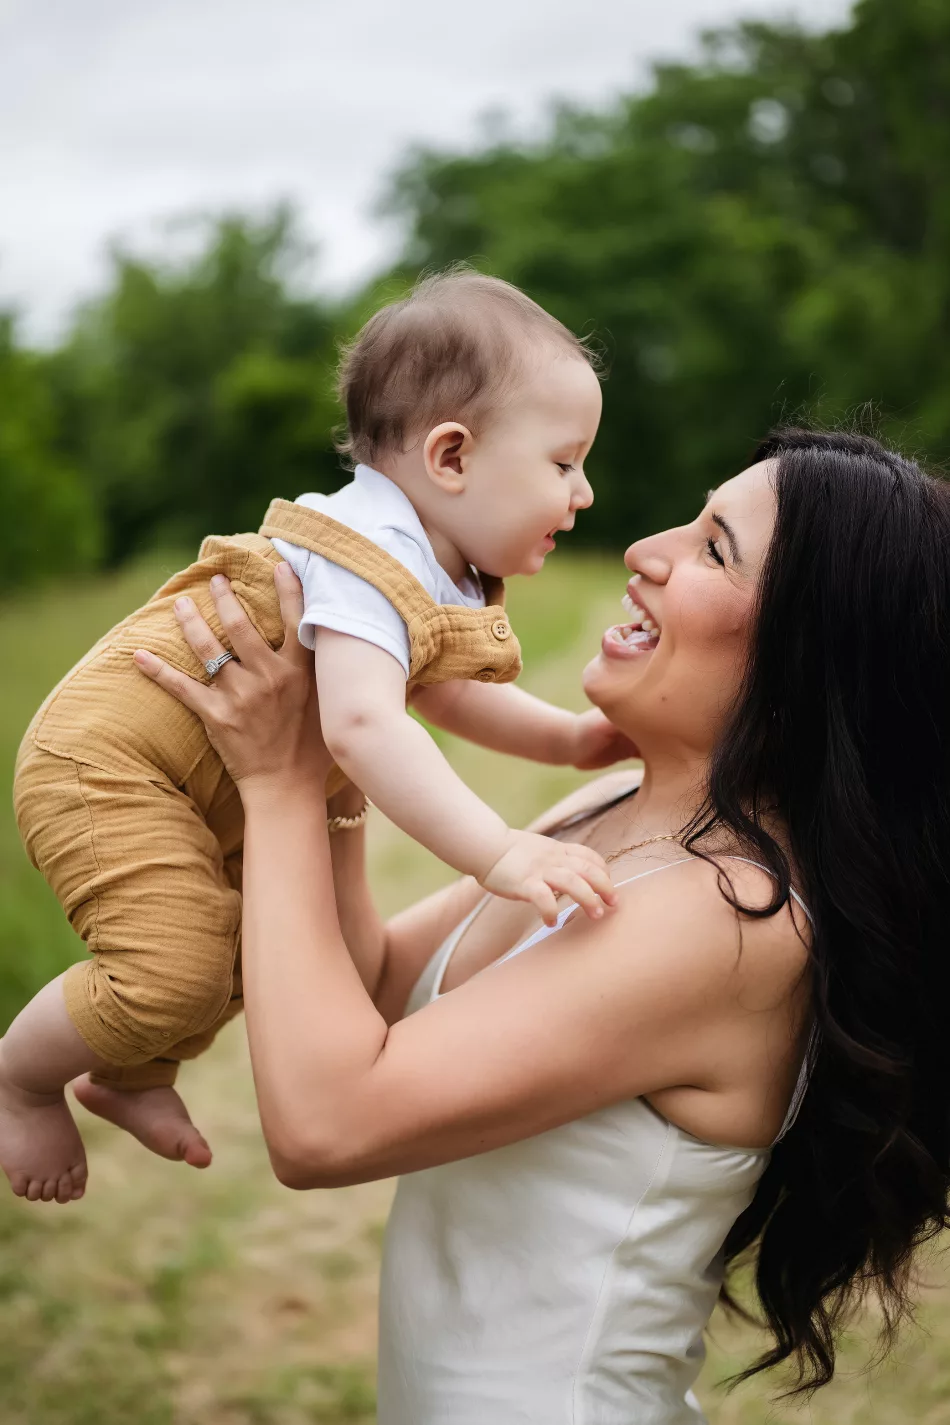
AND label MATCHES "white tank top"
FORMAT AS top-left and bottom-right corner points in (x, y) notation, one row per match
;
(377, 859), (813, 1425)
